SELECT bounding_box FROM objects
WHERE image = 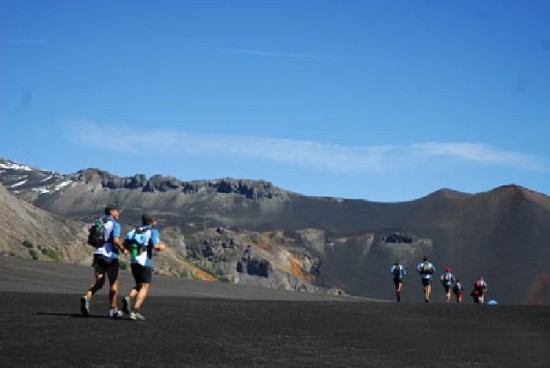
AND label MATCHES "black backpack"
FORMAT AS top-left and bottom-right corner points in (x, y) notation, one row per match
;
(393, 265), (402, 278)
(87, 218), (106, 248)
